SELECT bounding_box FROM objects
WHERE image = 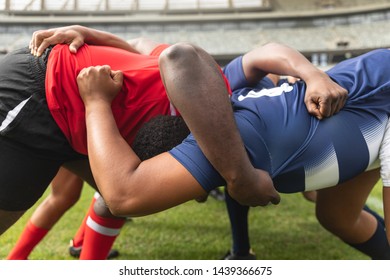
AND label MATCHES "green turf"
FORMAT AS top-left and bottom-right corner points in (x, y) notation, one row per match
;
(0, 182), (383, 260)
